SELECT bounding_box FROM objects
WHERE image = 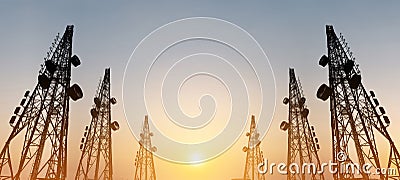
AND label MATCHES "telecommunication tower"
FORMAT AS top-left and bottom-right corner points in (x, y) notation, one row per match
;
(280, 68), (324, 180)
(0, 25), (83, 180)
(75, 68), (119, 180)
(317, 25), (400, 179)
(242, 115), (266, 180)
(134, 115), (157, 180)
